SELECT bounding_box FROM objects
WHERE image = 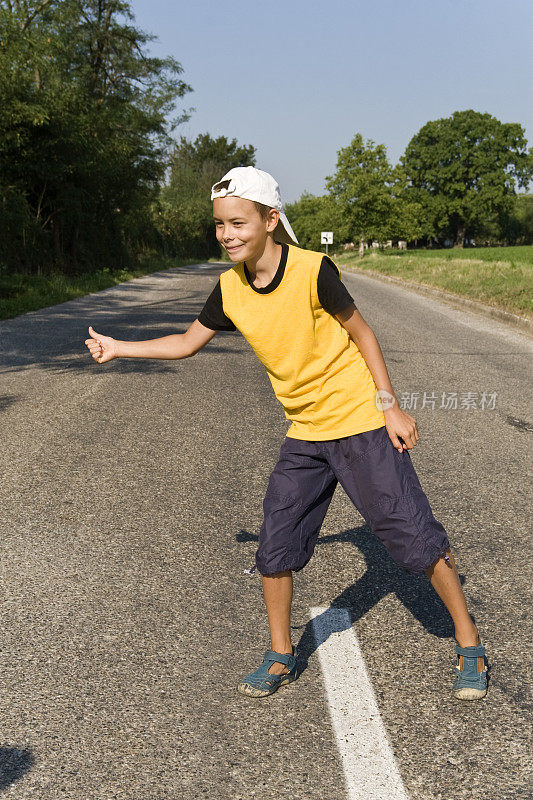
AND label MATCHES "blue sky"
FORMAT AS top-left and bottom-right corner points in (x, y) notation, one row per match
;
(131, 0), (532, 203)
